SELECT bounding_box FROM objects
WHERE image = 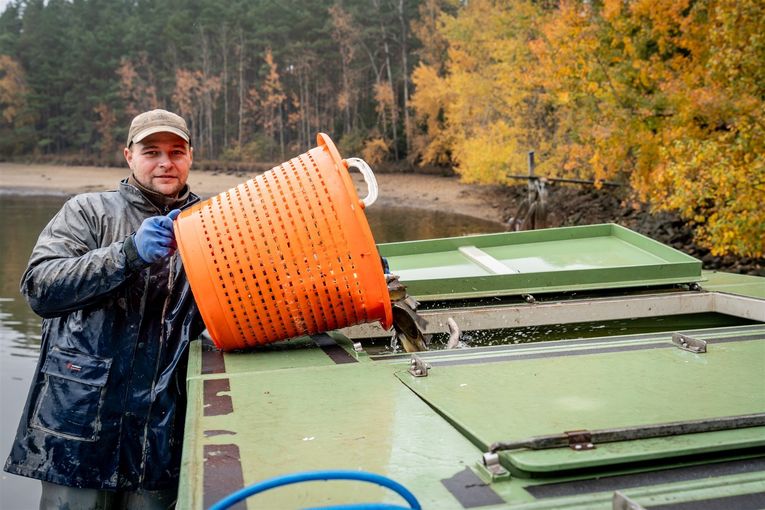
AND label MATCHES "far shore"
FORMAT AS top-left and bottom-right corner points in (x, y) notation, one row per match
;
(0, 163), (505, 224)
